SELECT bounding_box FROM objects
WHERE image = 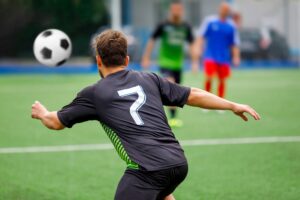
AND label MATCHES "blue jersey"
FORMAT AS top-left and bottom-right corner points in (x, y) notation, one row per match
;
(198, 15), (240, 64)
